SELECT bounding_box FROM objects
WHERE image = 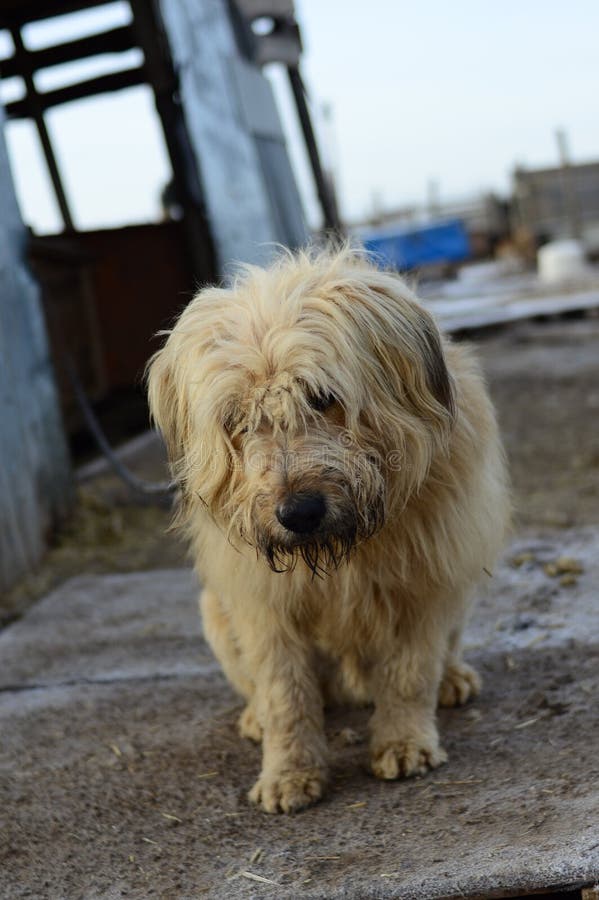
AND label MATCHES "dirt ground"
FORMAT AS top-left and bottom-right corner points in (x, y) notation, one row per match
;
(479, 316), (599, 531)
(1, 532), (598, 899)
(2, 314), (599, 625)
